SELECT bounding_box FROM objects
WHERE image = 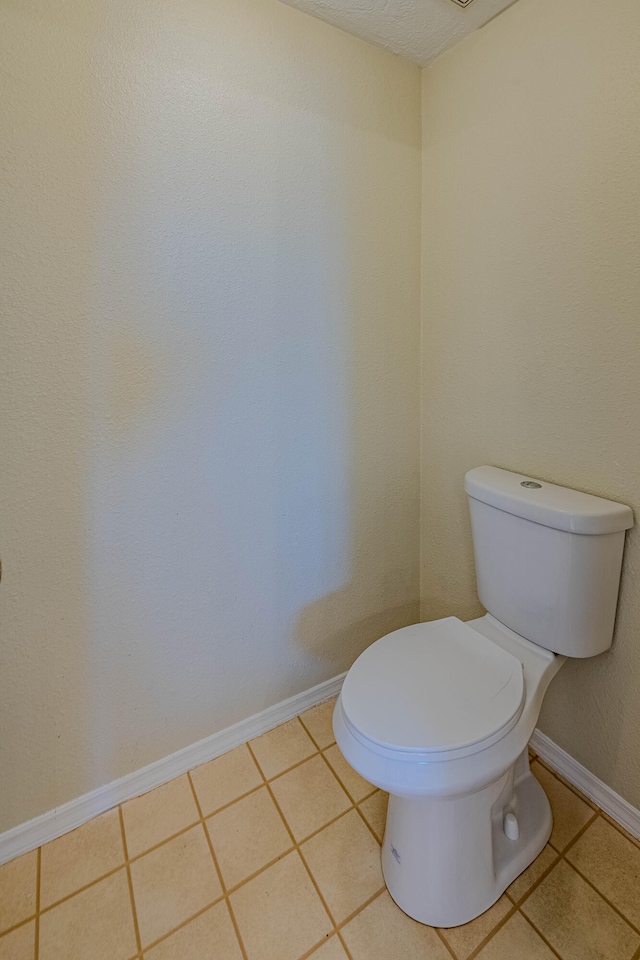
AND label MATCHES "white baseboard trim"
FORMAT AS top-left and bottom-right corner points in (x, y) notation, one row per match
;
(530, 728), (640, 842)
(0, 672), (346, 866)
